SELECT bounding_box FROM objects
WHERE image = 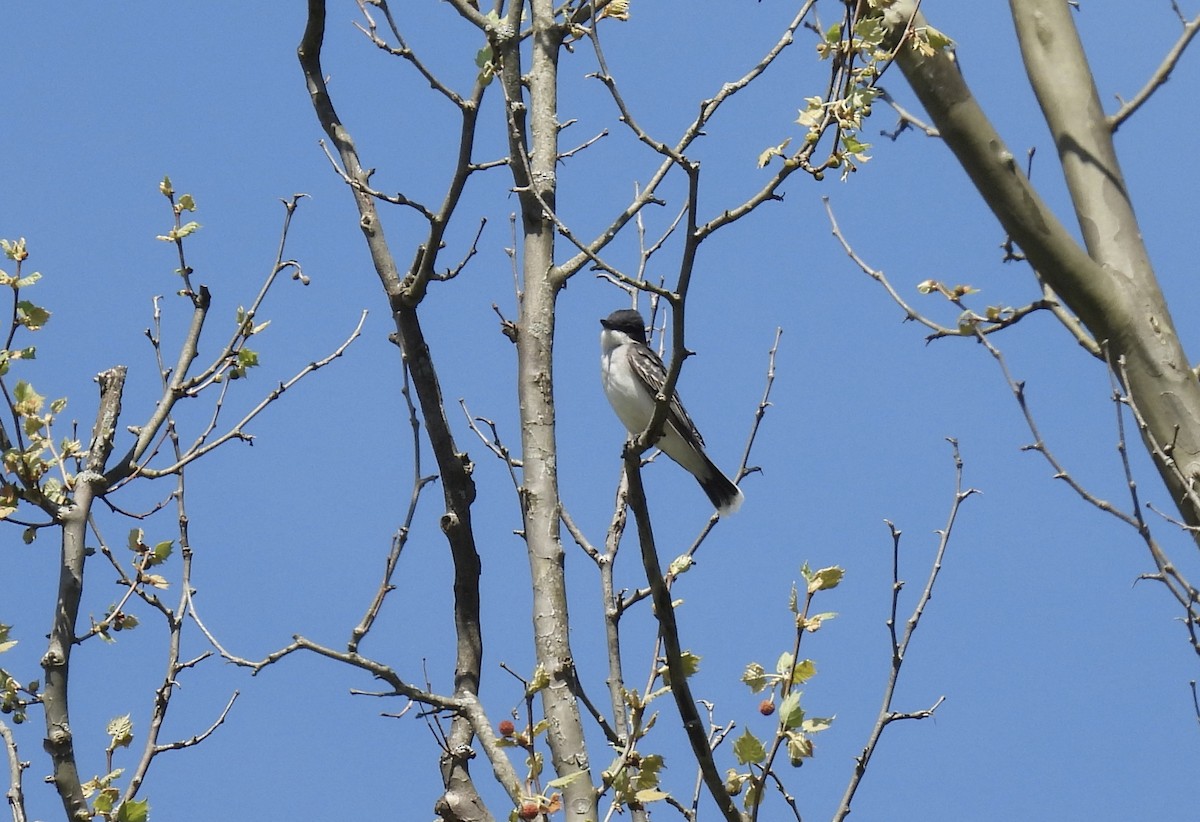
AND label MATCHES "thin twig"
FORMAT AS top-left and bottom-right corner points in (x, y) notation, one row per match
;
(1190, 681), (1200, 730)
(353, 0), (467, 107)
(835, 440), (971, 820)
(827, 198), (1058, 341)
(1109, 8), (1200, 131)
(149, 691), (240, 755)
(736, 327), (782, 483)
(137, 311), (368, 477)
(978, 333), (1142, 529)
(0, 720), (27, 822)
(877, 88), (941, 139)
(350, 360), (437, 653)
